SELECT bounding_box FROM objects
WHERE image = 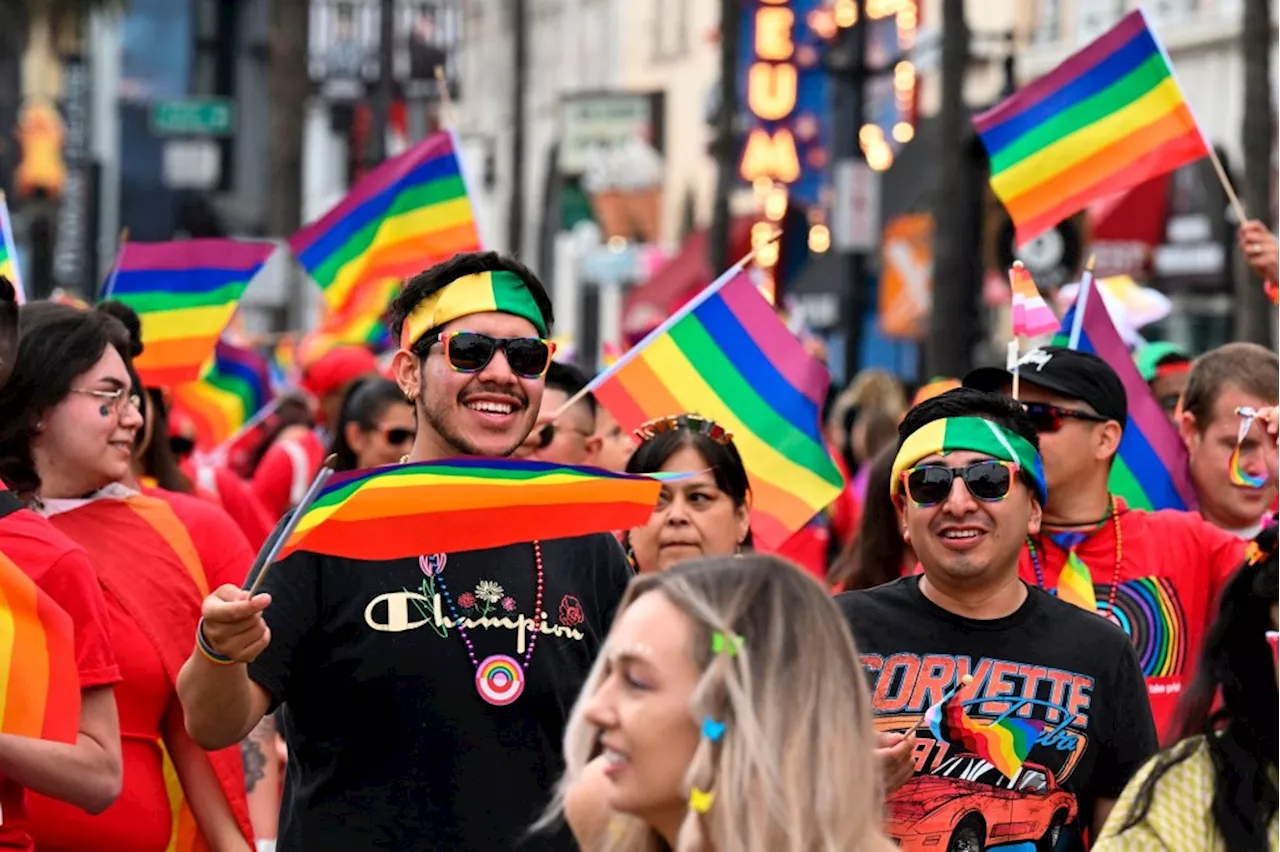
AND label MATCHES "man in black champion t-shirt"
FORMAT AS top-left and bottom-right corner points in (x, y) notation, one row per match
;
(838, 389), (1155, 852)
(176, 252), (633, 851)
